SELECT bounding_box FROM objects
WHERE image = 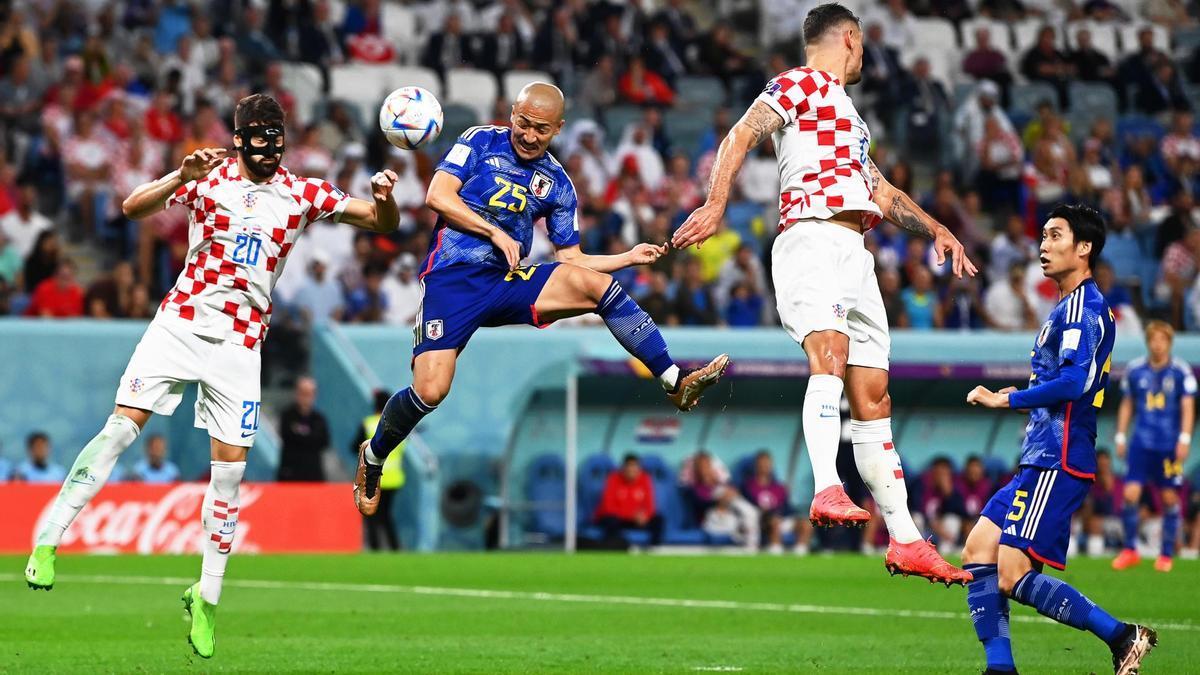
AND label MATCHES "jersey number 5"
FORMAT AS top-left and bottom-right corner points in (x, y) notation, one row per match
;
(1007, 489), (1029, 522)
(489, 177), (528, 213)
